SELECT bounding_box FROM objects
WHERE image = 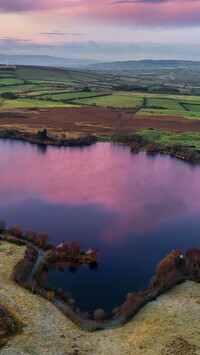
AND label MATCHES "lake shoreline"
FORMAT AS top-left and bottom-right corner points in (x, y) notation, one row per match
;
(1, 233), (199, 329)
(0, 129), (200, 164)
(1, 136), (200, 319)
(0, 130), (97, 147)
